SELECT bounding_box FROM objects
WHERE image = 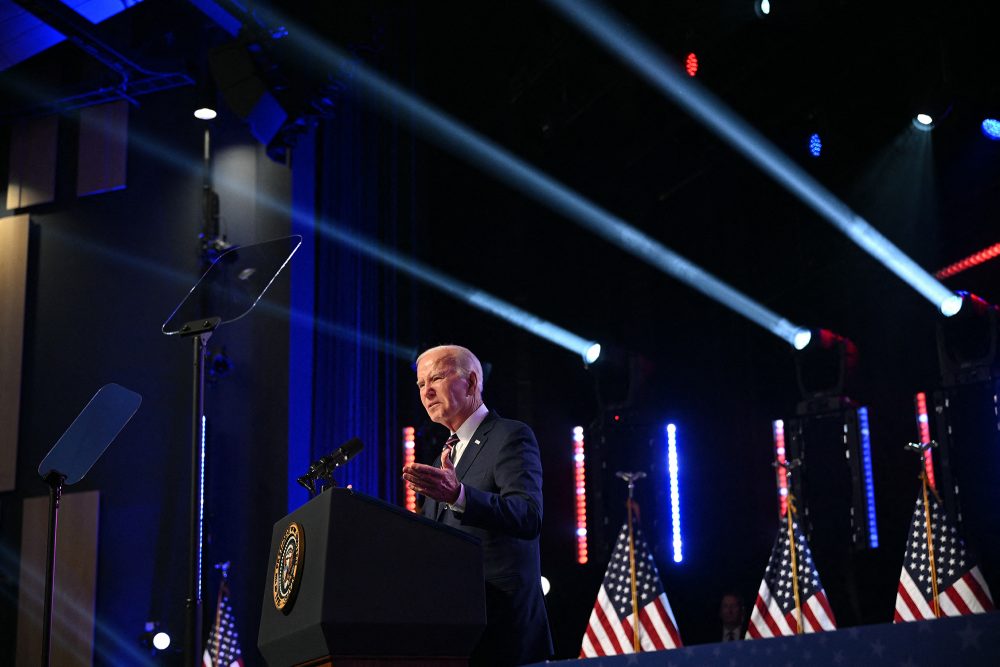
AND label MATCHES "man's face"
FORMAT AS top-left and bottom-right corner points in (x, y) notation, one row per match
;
(719, 595), (744, 626)
(416, 351), (477, 431)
